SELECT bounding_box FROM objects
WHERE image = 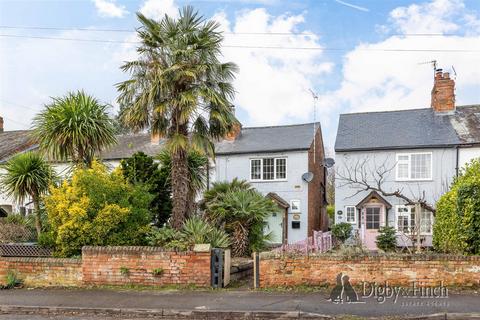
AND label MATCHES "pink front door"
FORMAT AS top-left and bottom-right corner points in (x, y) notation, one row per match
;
(363, 206), (382, 250)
